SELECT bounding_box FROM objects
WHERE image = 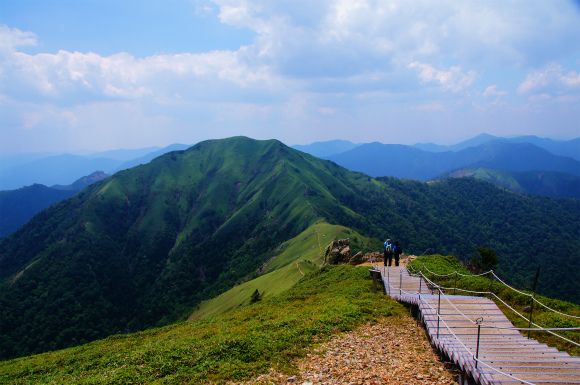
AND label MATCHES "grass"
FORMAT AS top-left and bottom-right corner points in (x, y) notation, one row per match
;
(189, 221), (376, 320)
(0, 266), (401, 384)
(408, 254), (580, 356)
